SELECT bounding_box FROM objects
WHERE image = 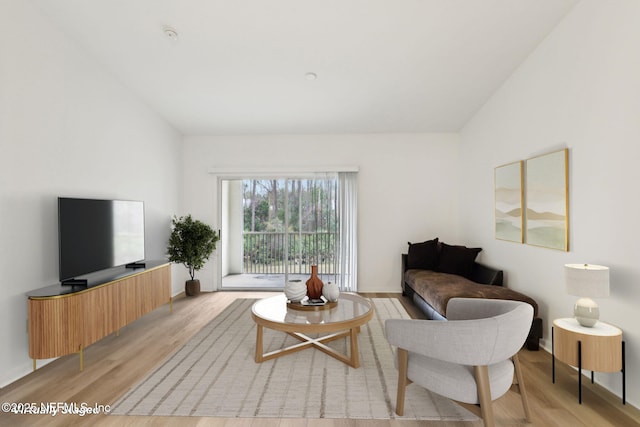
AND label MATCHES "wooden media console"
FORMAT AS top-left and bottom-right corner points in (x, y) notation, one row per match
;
(27, 261), (171, 370)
